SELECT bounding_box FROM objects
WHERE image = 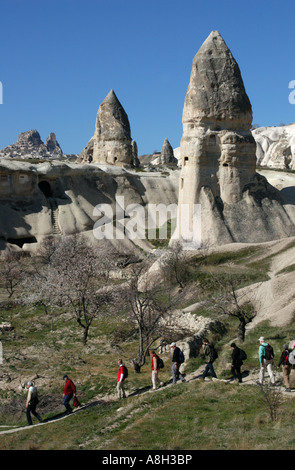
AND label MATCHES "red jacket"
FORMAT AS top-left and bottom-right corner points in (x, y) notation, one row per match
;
(151, 354), (158, 371)
(64, 379), (76, 395)
(117, 365), (125, 382)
